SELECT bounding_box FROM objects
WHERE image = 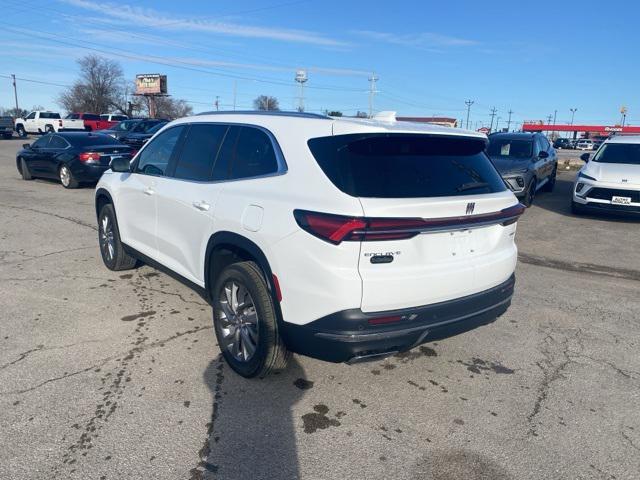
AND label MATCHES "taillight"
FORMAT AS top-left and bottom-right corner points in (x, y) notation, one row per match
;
(294, 204), (525, 244)
(294, 210), (420, 244)
(78, 152), (101, 163)
(58, 120), (62, 127)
